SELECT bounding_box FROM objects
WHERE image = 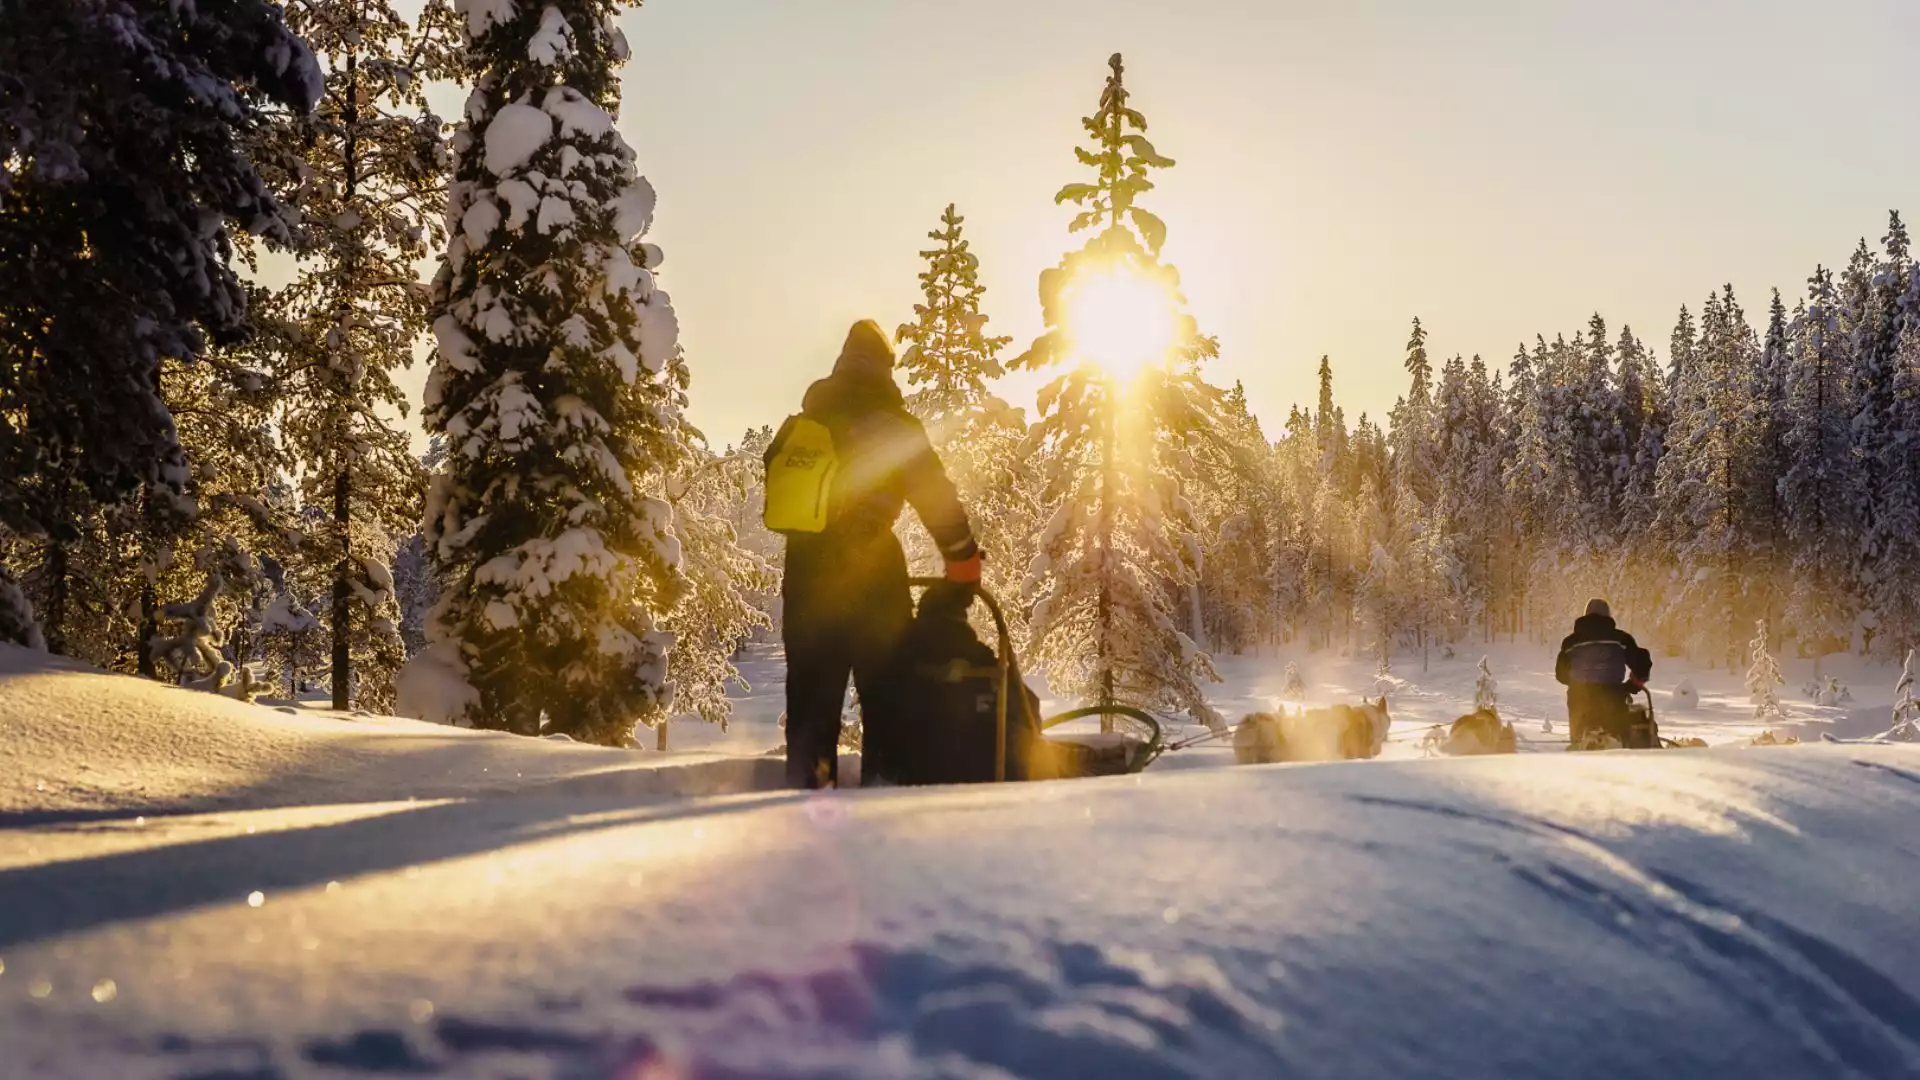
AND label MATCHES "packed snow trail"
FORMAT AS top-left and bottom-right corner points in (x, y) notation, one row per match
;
(7, 745), (1920, 1077)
